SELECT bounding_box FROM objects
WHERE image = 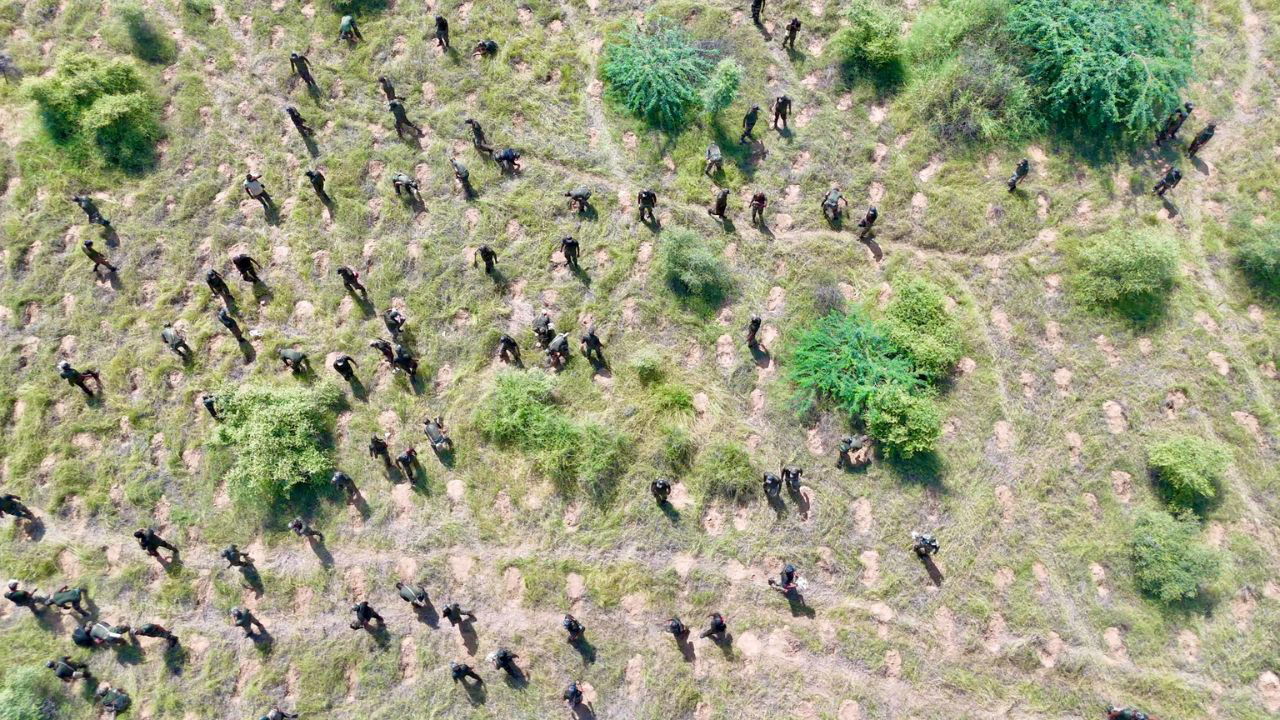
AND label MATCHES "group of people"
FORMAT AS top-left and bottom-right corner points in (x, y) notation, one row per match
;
(21, 3), (1193, 718)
